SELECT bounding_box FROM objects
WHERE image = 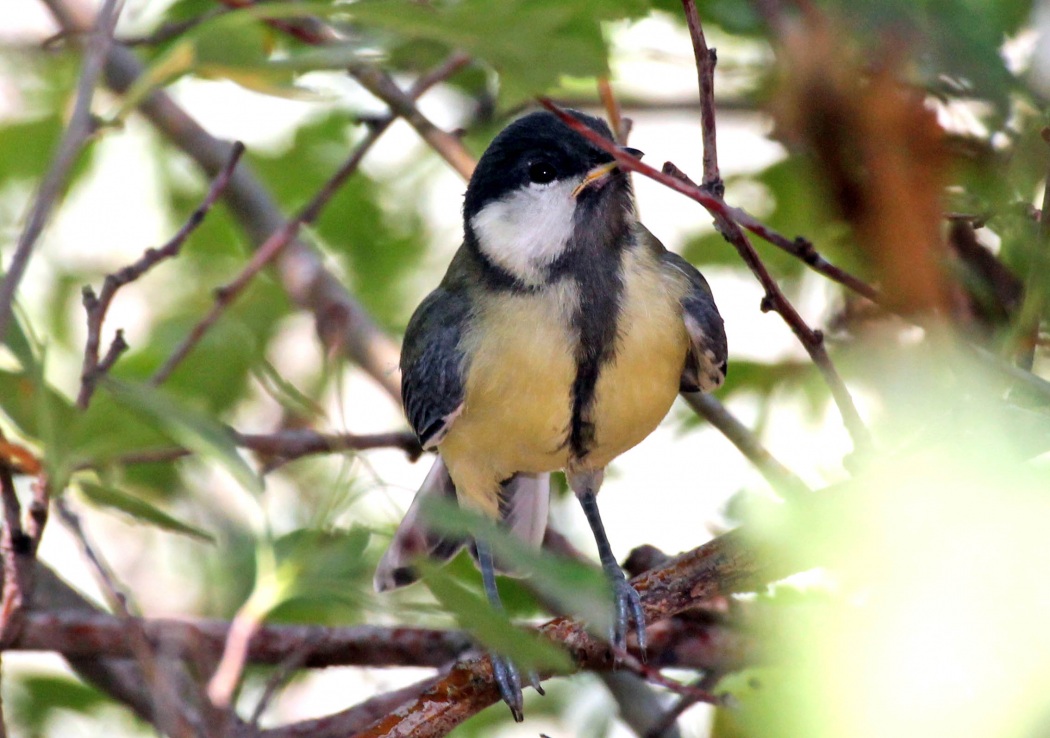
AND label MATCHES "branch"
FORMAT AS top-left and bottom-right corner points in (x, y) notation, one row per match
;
(664, 162), (871, 452)
(77, 142), (245, 408)
(351, 528), (792, 737)
(539, 97), (880, 302)
(539, 101), (872, 451)
(681, 0), (722, 192)
(55, 498), (204, 738)
(78, 428), (423, 472)
(10, 611), (472, 668)
(0, 462), (31, 647)
(41, 0), (404, 403)
(148, 53), (471, 386)
(681, 392), (810, 500)
(0, 0), (121, 344)
(346, 63), (477, 181)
